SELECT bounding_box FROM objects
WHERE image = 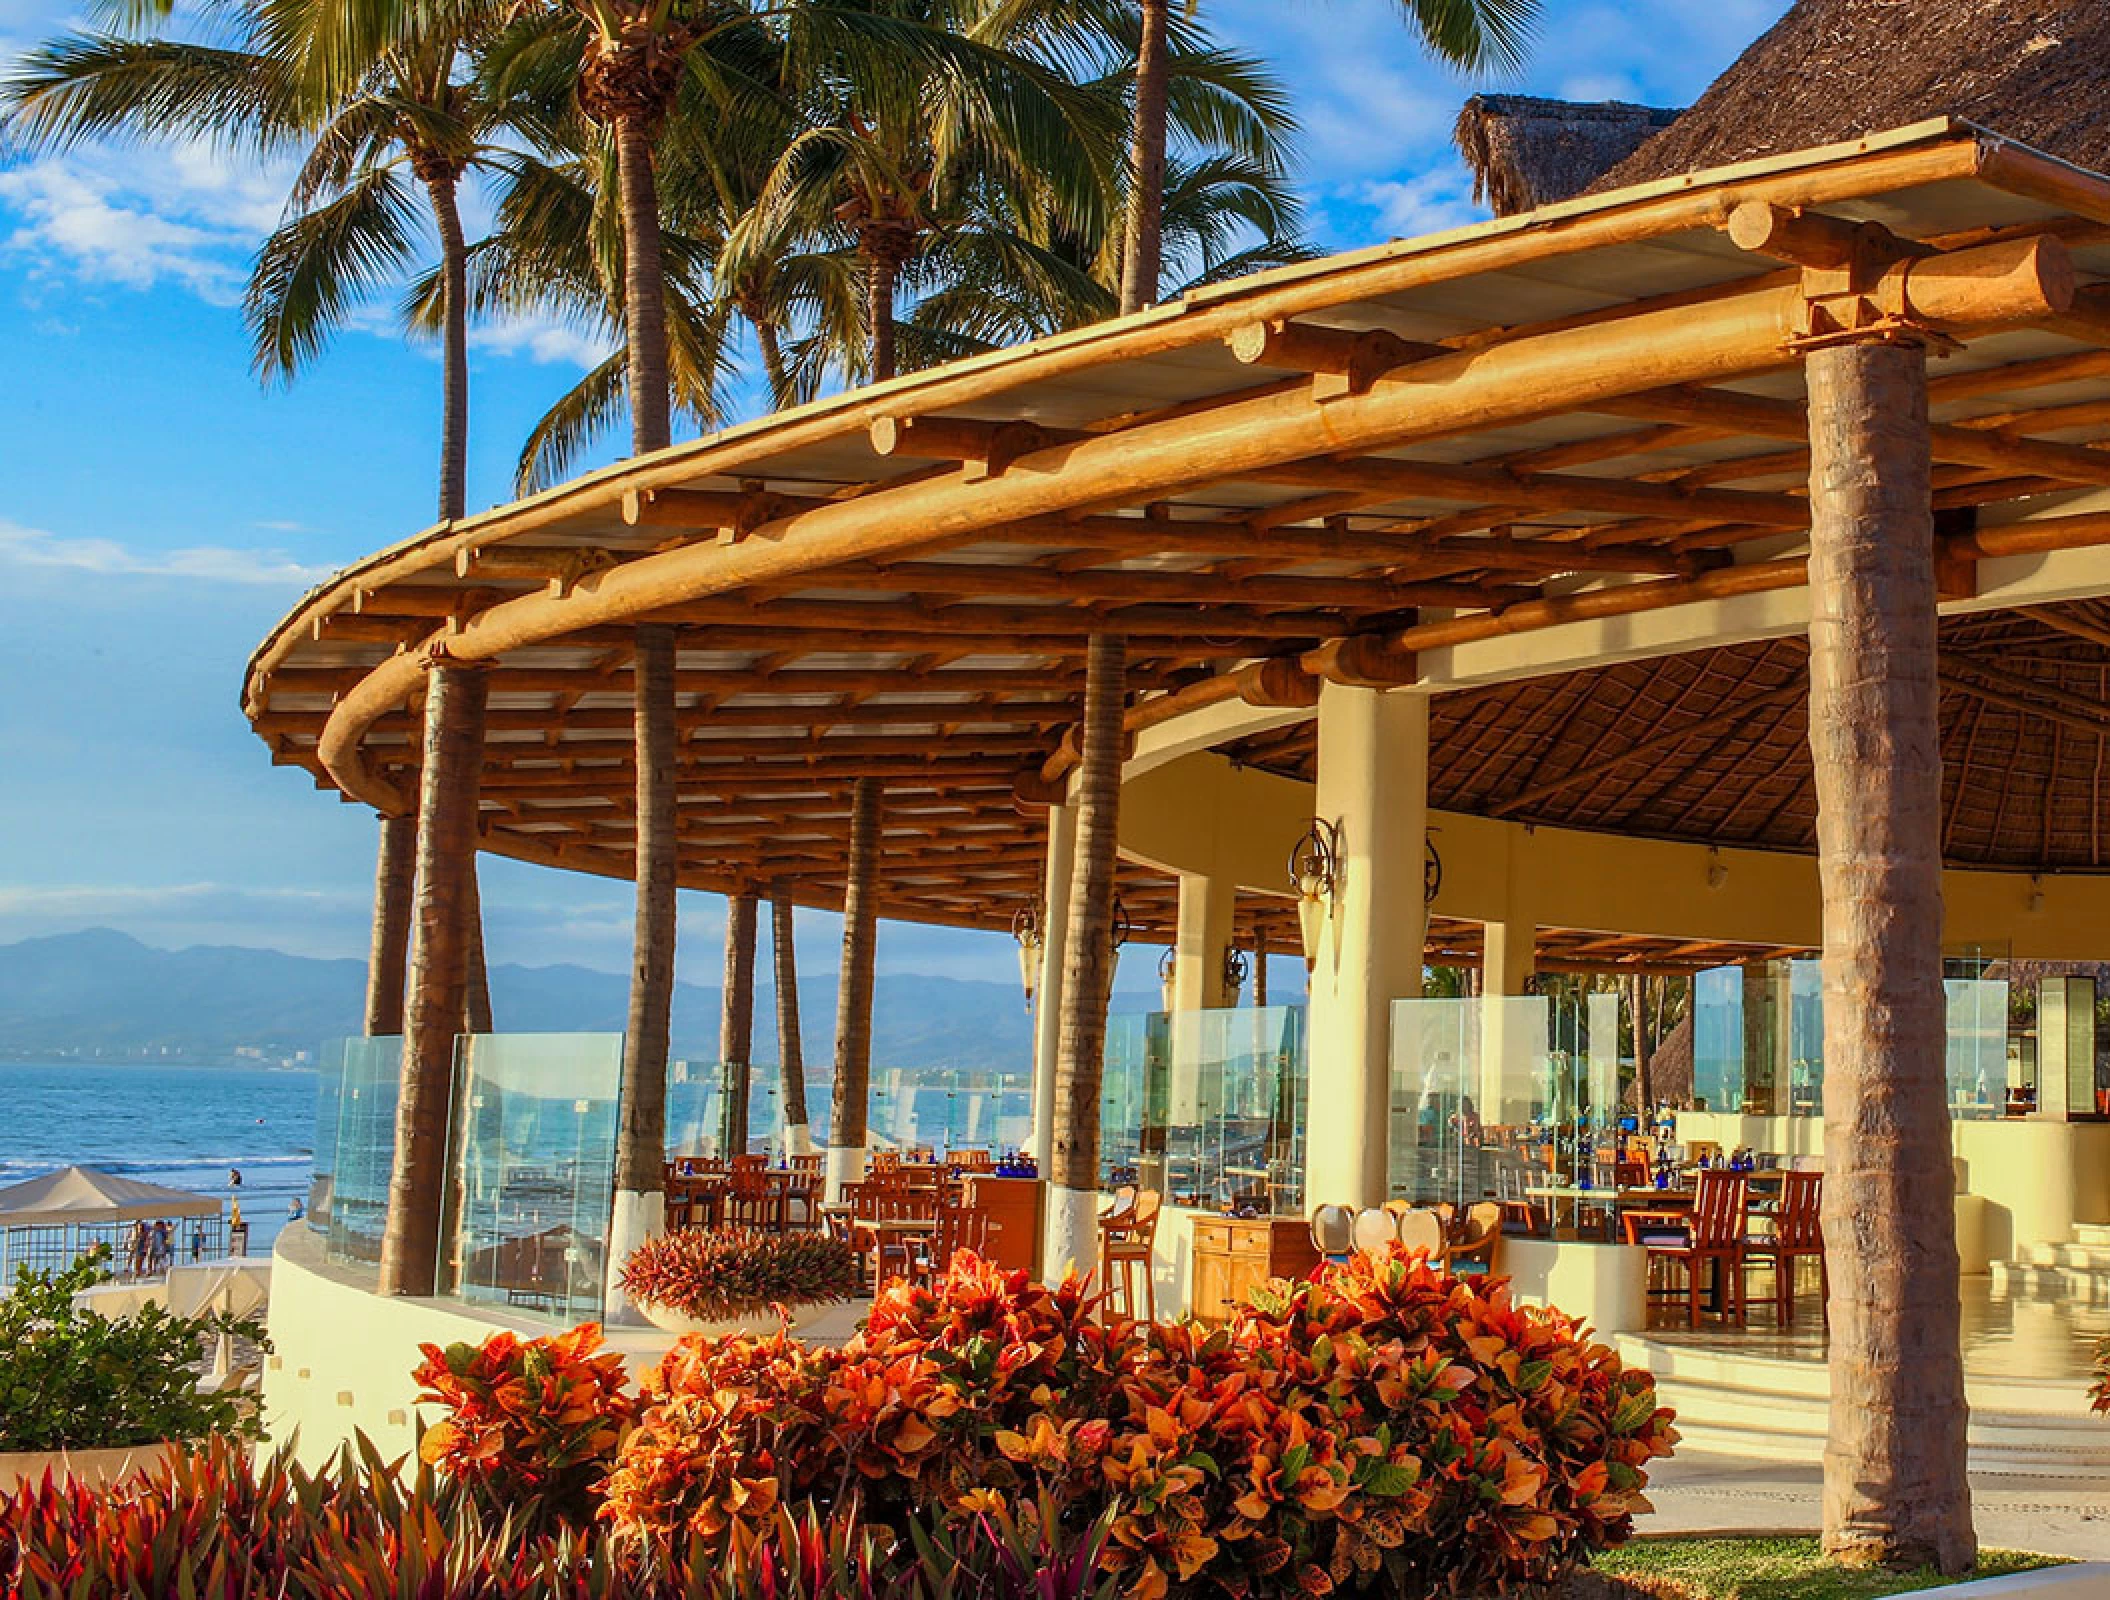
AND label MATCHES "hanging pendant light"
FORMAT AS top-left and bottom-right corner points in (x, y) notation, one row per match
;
(1288, 819), (1341, 973)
